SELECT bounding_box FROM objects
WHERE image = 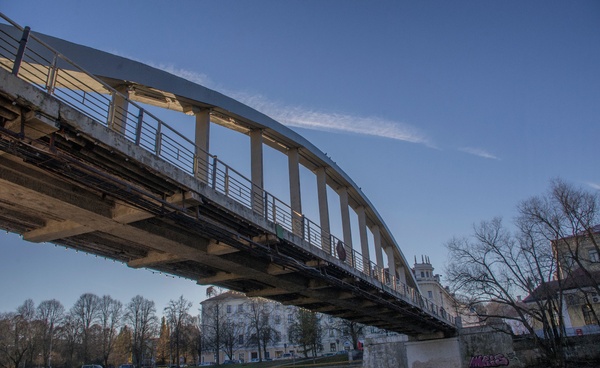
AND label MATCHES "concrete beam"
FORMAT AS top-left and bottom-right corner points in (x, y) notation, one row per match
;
(282, 297), (320, 306)
(267, 263), (296, 275)
(128, 251), (184, 268)
(245, 288), (290, 297)
(206, 241), (239, 255)
(197, 271), (243, 285)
